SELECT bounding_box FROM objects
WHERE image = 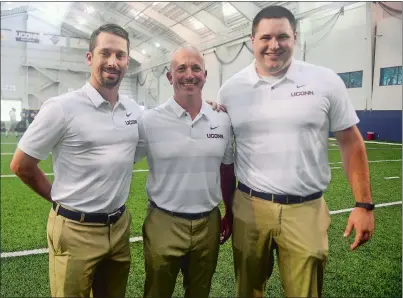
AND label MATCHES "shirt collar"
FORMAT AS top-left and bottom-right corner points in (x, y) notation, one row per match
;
(83, 82), (128, 110)
(168, 97), (186, 118)
(168, 97), (211, 119)
(247, 58), (302, 87)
